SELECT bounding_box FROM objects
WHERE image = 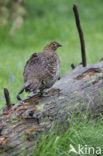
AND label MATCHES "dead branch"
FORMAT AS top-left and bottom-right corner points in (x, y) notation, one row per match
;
(73, 4), (87, 67)
(4, 88), (11, 109)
